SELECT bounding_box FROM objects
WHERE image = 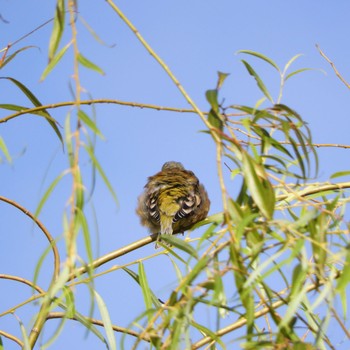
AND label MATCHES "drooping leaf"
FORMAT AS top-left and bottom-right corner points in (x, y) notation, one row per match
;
(42, 41), (72, 80)
(78, 53), (105, 75)
(242, 151), (275, 219)
(94, 291), (116, 350)
(0, 77), (63, 145)
(48, 0), (65, 60)
(241, 60), (274, 103)
(238, 50), (280, 72)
